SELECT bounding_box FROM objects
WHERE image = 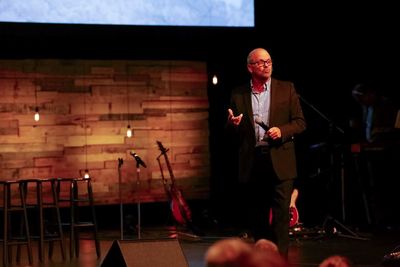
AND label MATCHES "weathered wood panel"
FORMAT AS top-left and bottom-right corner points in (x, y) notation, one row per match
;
(0, 59), (210, 205)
